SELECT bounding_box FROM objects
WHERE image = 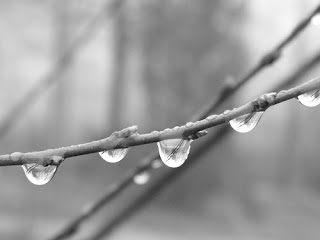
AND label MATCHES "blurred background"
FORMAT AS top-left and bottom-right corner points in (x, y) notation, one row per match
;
(1, 0), (320, 239)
